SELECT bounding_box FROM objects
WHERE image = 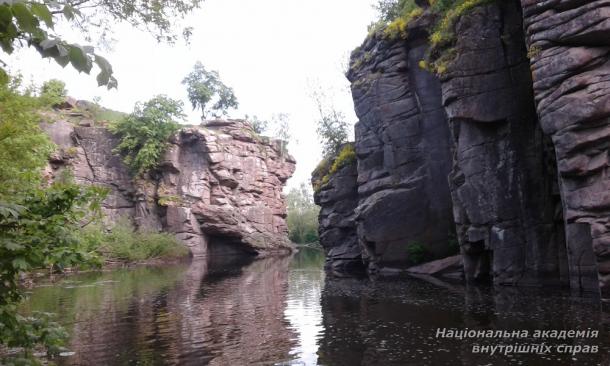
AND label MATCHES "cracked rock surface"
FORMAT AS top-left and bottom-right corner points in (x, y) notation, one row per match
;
(43, 117), (295, 257)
